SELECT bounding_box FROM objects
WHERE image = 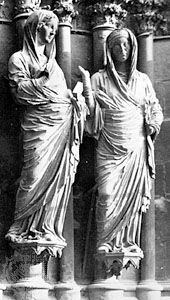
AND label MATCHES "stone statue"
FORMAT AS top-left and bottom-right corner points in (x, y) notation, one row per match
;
(5, 9), (87, 256)
(79, 28), (163, 256)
